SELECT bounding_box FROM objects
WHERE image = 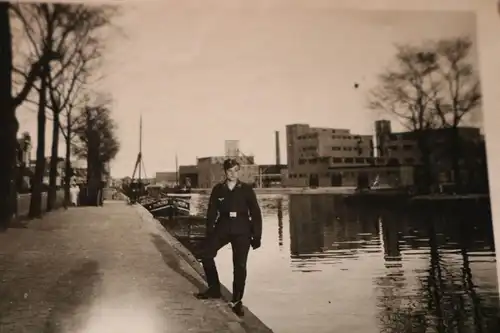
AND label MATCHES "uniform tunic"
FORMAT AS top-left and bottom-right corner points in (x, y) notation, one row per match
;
(206, 180), (262, 239)
(201, 180), (263, 302)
